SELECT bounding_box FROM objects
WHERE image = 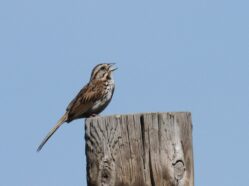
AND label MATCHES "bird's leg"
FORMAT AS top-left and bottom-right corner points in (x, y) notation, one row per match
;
(89, 114), (99, 117)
